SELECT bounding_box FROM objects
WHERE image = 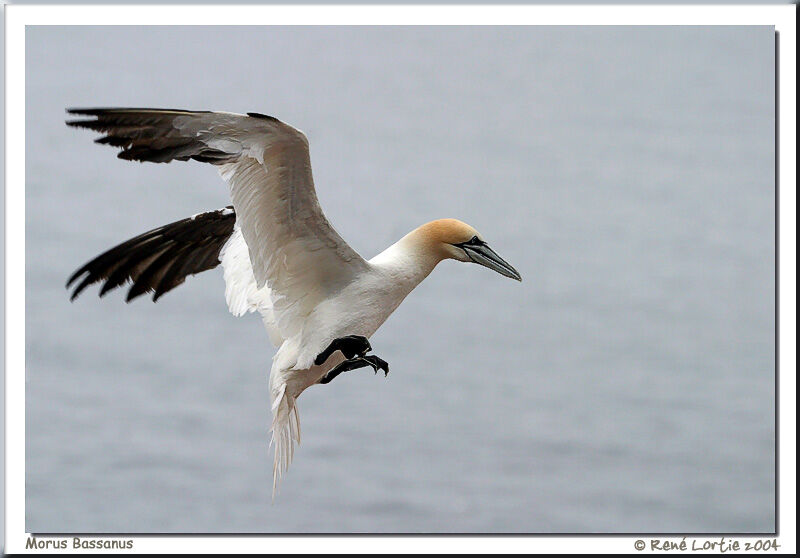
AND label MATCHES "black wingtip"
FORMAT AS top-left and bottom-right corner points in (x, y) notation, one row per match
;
(152, 290), (167, 303)
(66, 206), (237, 304)
(66, 107), (124, 115)
(68, 281), (86, 302)
(67, 107), (213, 115)
(66, 107), (107, 117)
(98, 280), (118, 298)
(125, 289), (148, 304)
(67, 273), (96, 302)
(65, 116), (106, 130)
(66, 267), (86, 291)
(247, 112), (281, 123)
(65, 271), (80, 288)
